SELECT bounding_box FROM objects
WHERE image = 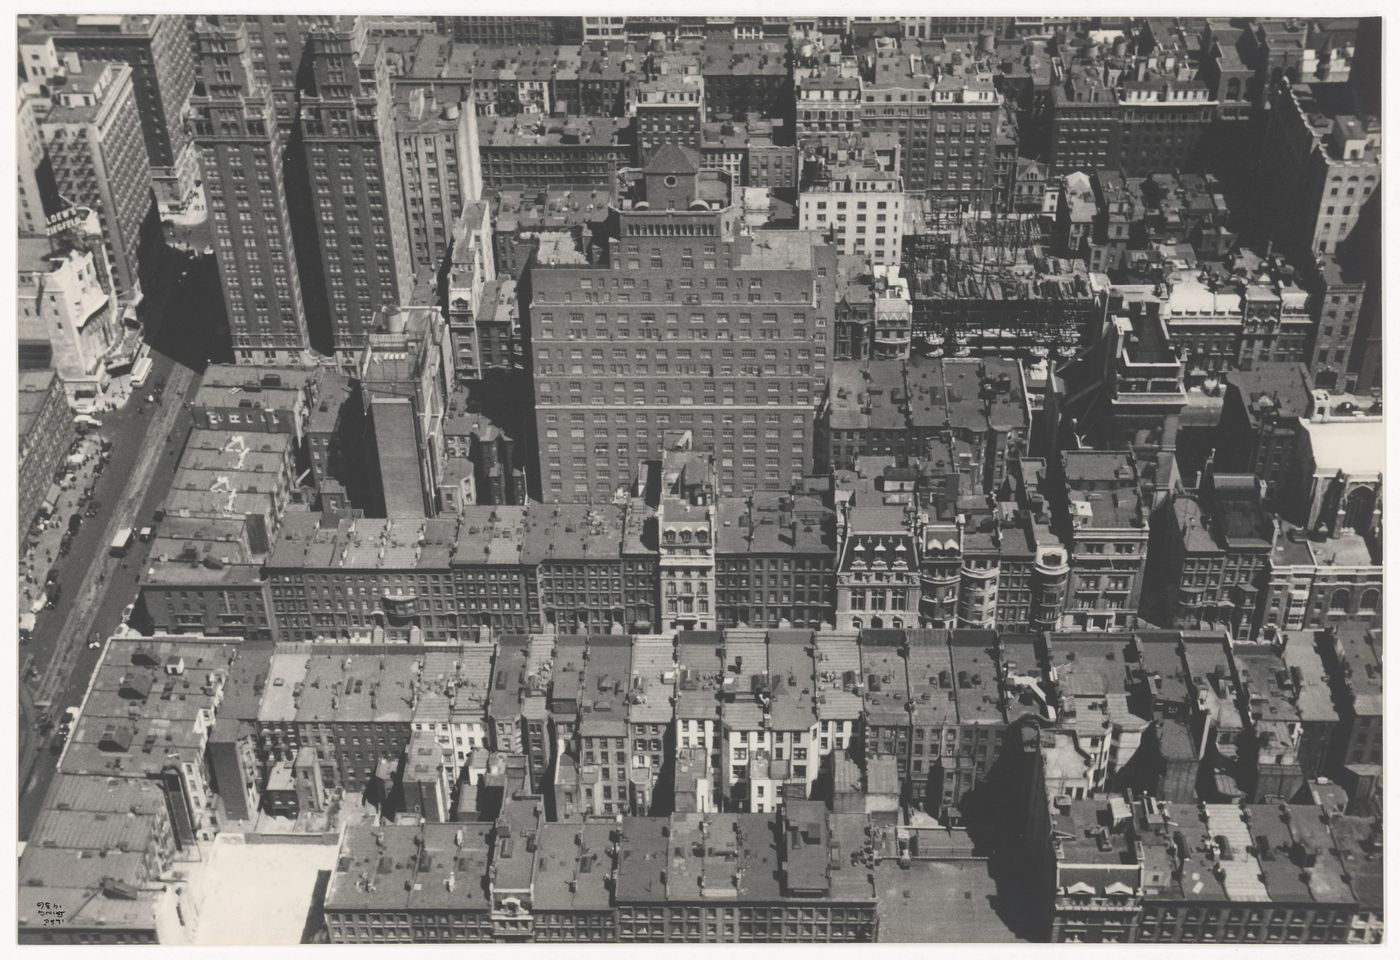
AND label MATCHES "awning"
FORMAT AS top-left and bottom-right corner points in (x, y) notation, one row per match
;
(41, 484), (61, 513)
